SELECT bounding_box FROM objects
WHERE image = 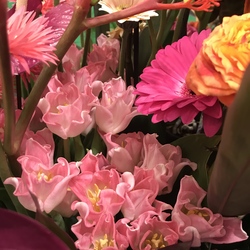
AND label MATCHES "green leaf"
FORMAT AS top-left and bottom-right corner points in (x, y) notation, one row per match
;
(73, 135), (86, 161)
(171, 134), (221, 191)
(0, 187), (15, 210)
(0, 143), (28, 215)
(207, 64), (250, 216)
